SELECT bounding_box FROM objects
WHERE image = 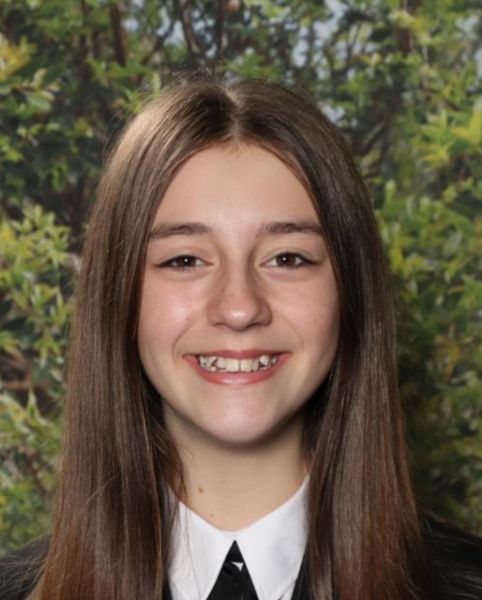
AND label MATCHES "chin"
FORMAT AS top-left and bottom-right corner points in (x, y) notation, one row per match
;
(203, 414), (295, 449)
(208, 431), (275, 449)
